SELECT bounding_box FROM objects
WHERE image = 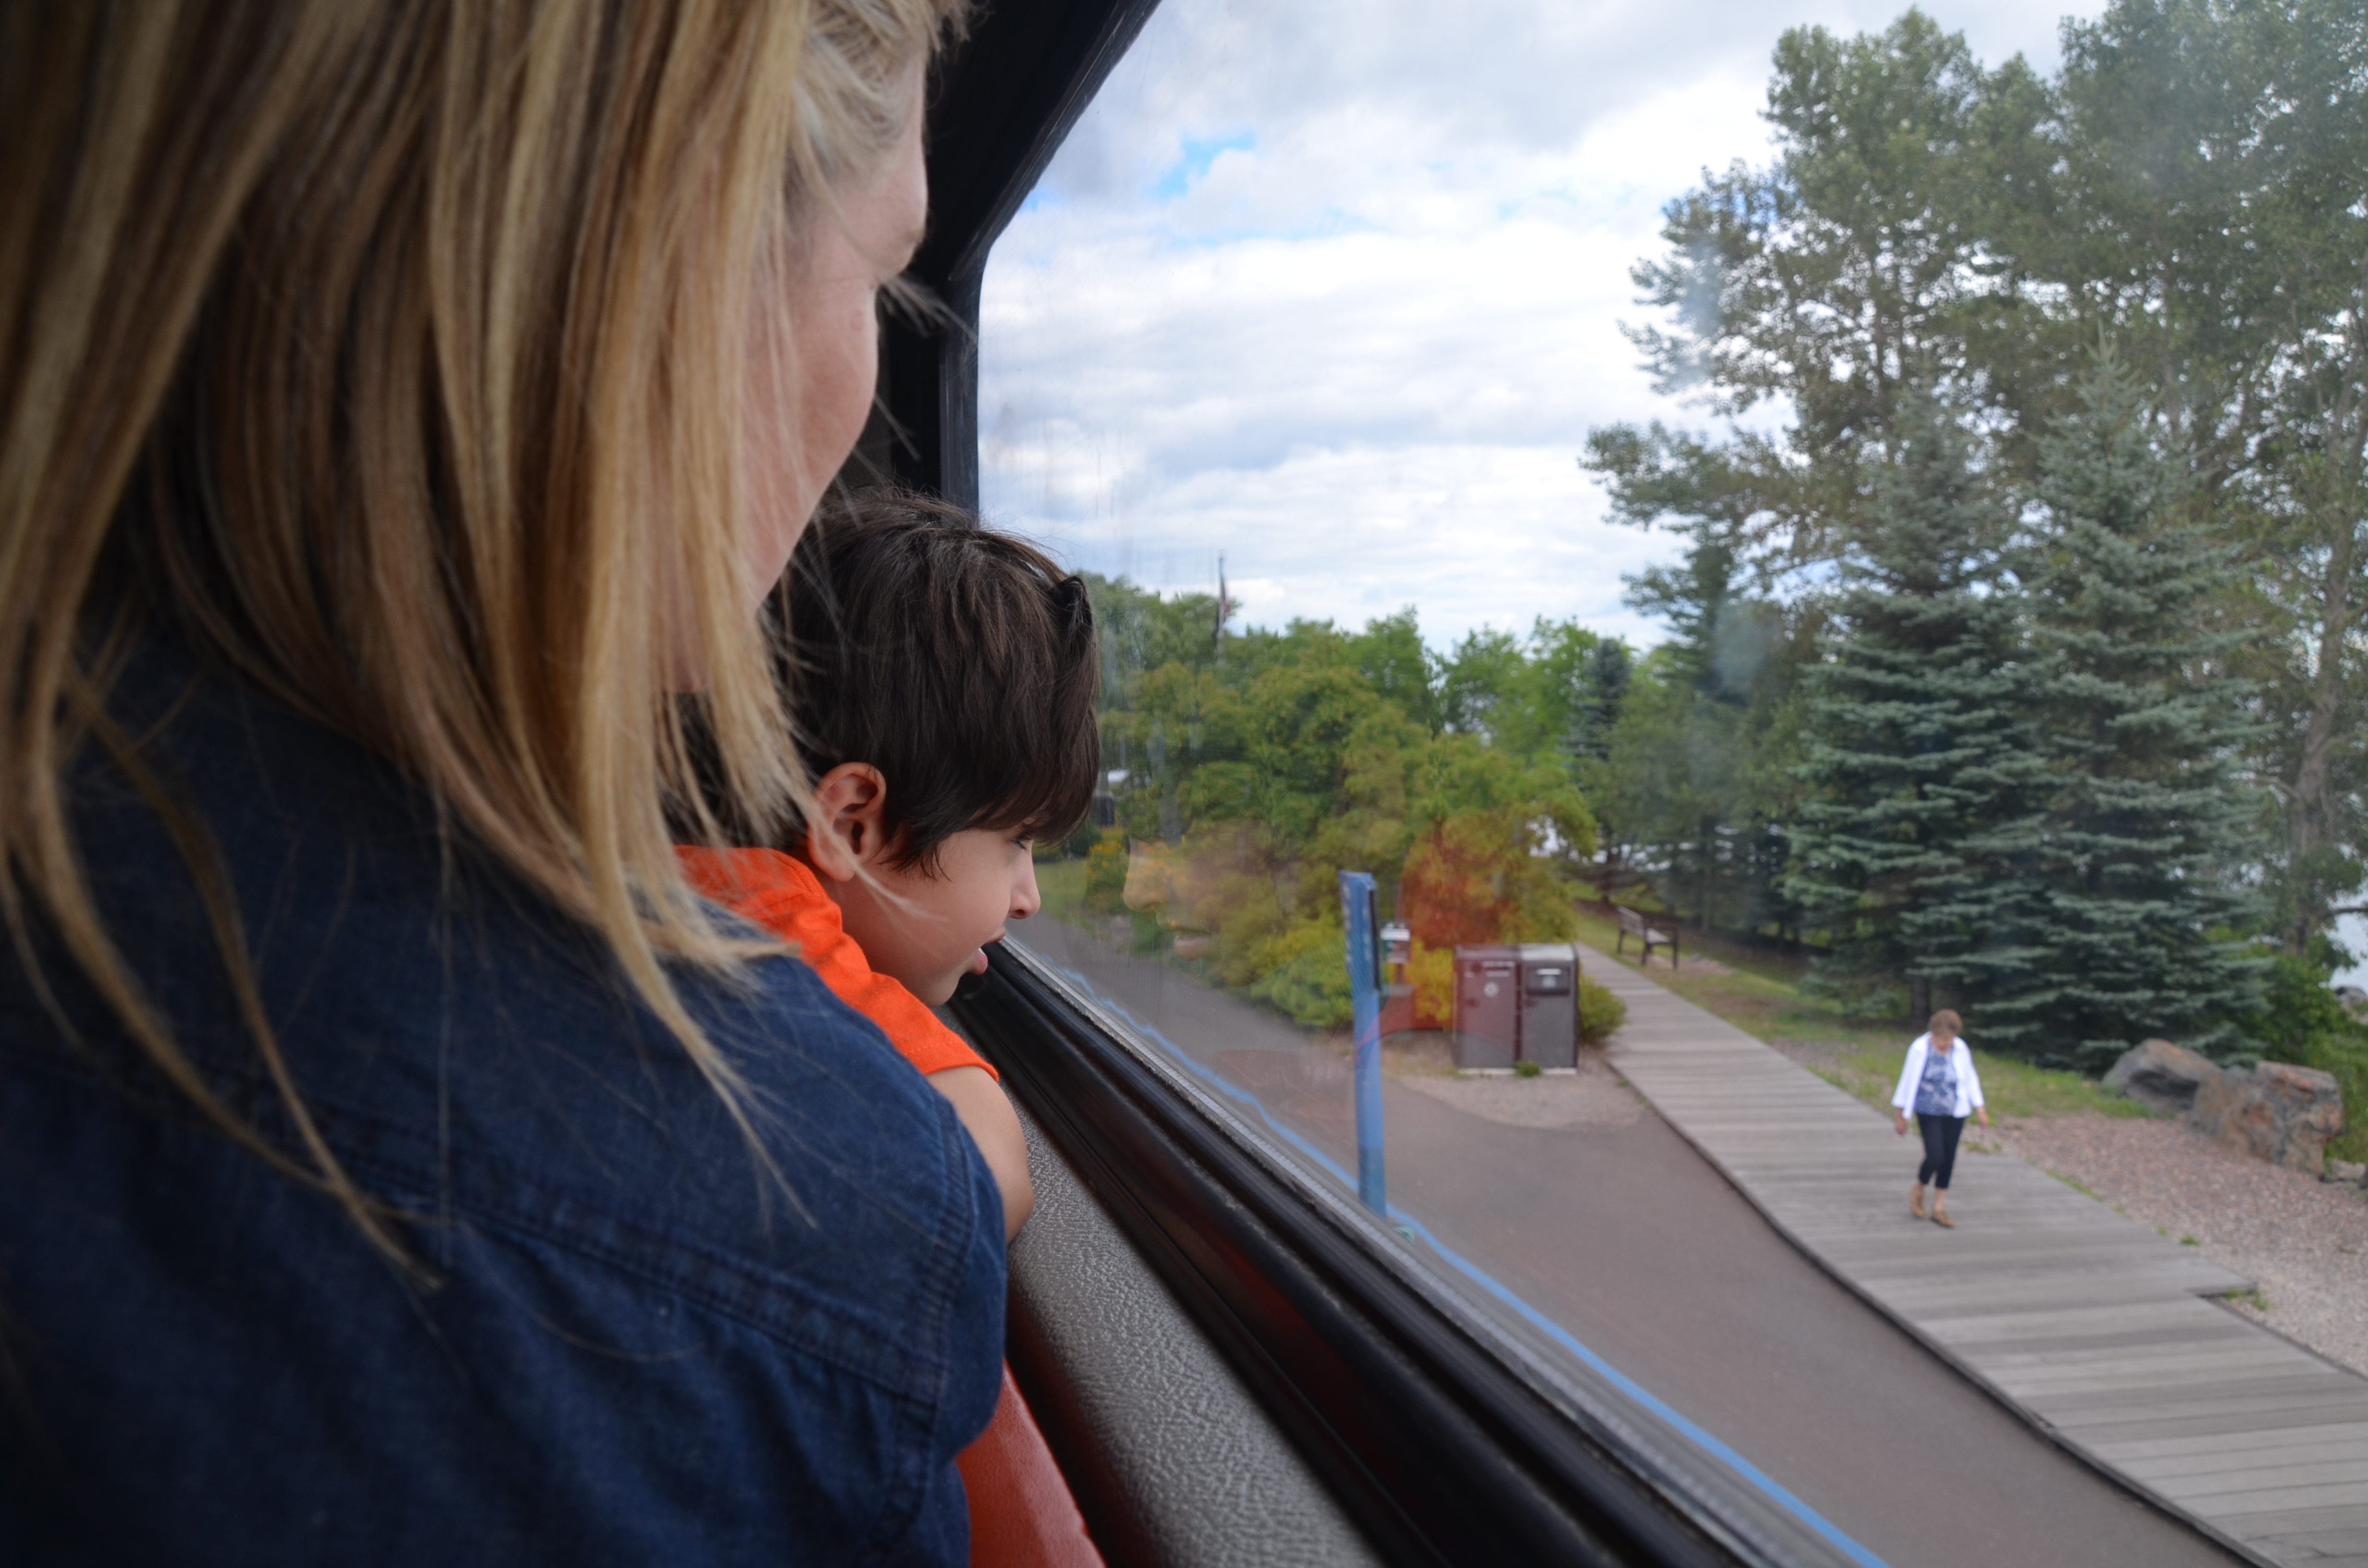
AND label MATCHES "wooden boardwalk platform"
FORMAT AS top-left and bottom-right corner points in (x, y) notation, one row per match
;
(1587, 947), (2368, 1568)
